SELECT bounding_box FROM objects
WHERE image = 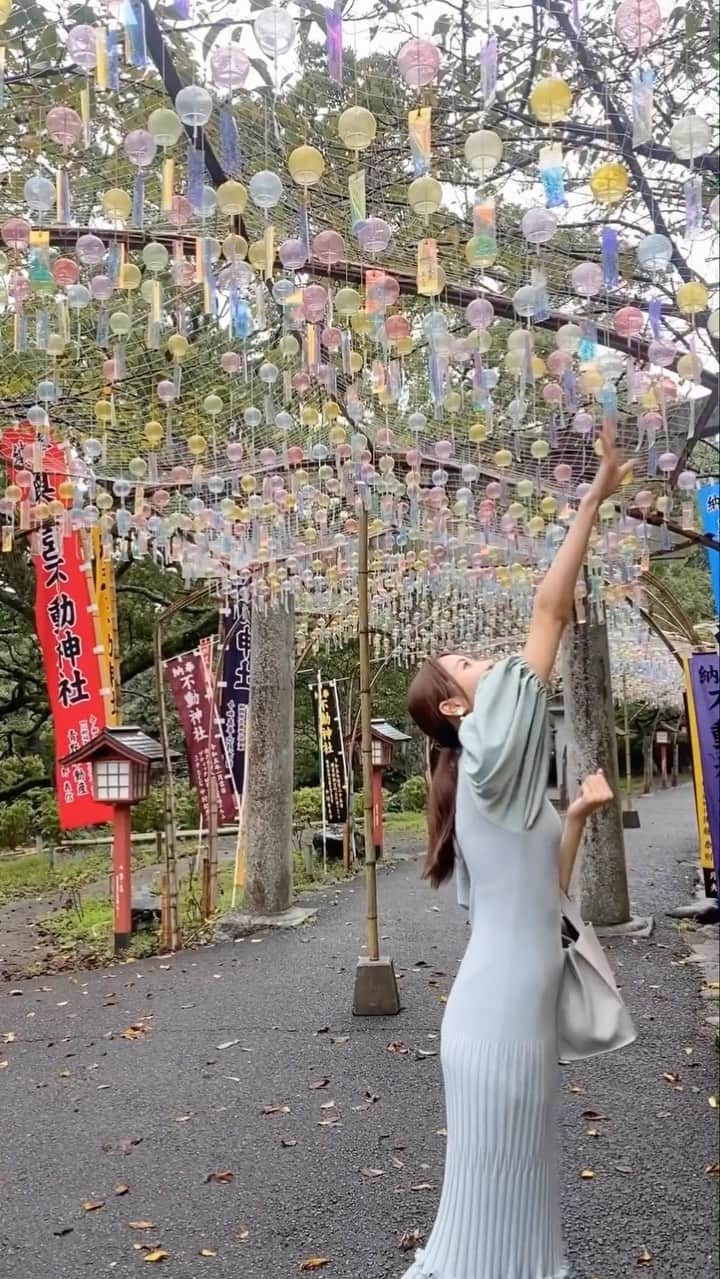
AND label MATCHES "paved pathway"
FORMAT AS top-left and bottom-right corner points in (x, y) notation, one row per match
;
(1, 787), (718, 1279)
